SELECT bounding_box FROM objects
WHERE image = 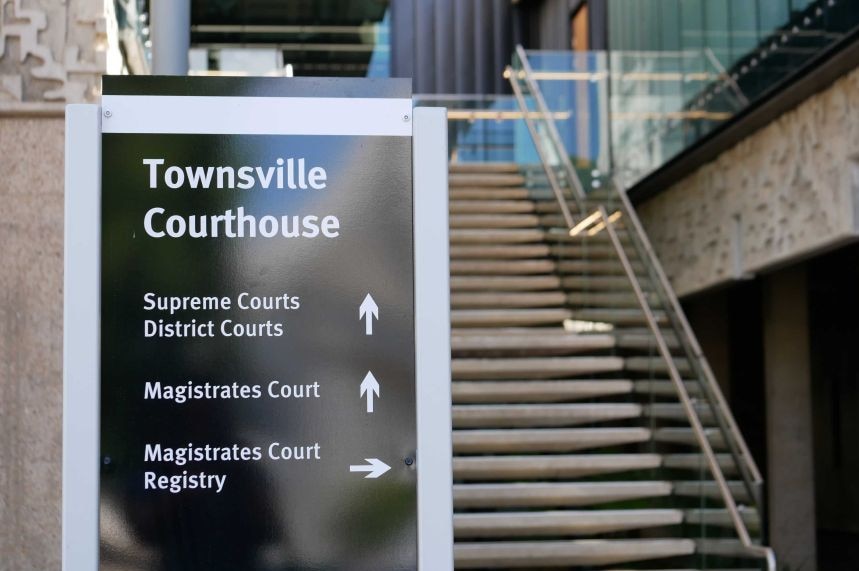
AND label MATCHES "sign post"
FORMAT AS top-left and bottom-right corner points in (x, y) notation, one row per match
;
(63, 77), (451, 571)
